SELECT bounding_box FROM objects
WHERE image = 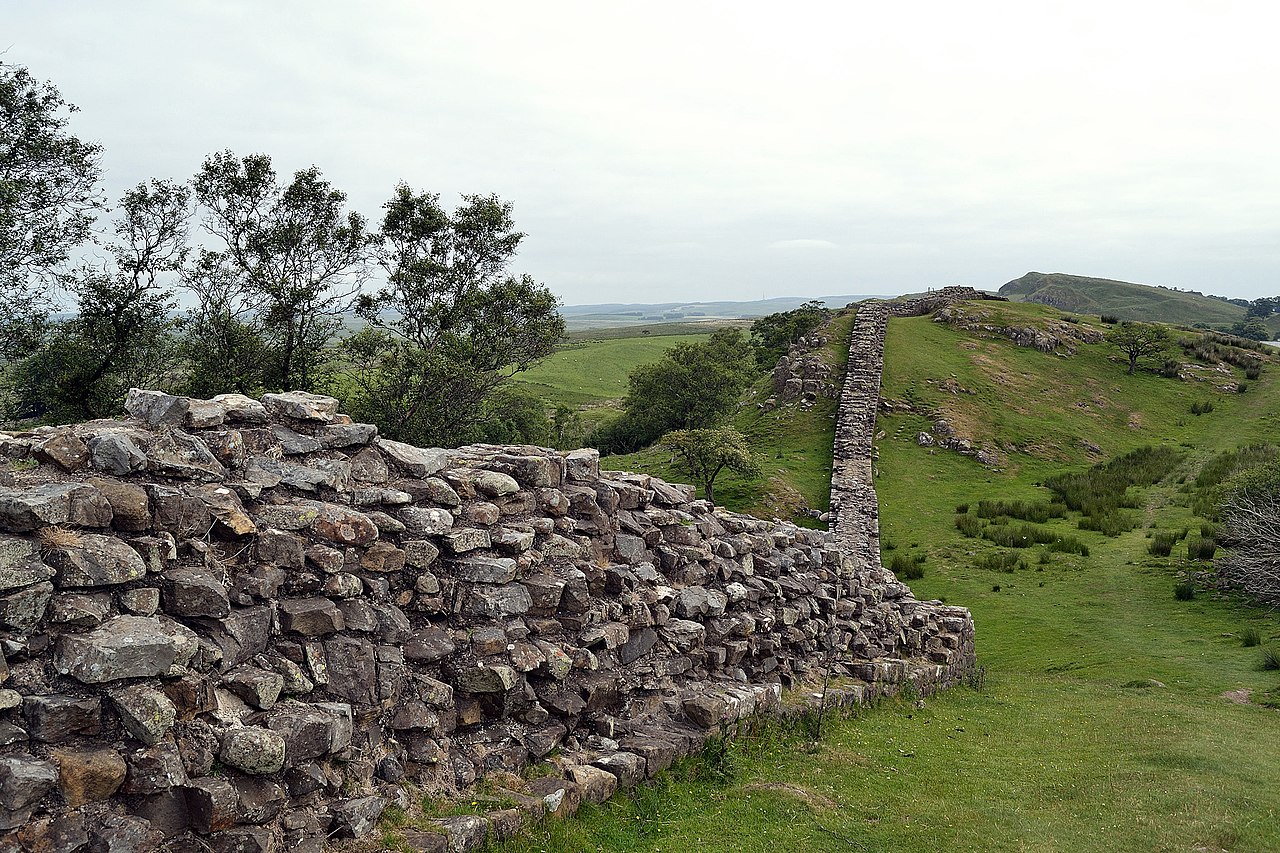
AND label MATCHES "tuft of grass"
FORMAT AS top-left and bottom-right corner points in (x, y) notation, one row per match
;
(1241, 627), (1262, 648)
(37, 525), (83, 553)
(954, 513), (983, 537)
(1148, 531), (1177, 557)
(1187, 537), (1217, 561)
(1173, 581), (1196, 601)
(1261, 646), (1280, 671)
